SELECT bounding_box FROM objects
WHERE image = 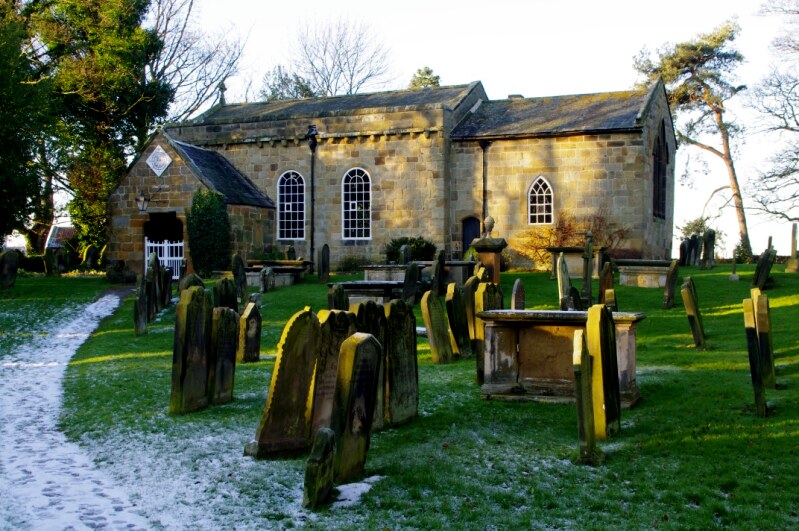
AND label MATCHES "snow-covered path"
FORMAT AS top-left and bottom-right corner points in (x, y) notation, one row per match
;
(0, 293), (149, 530)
